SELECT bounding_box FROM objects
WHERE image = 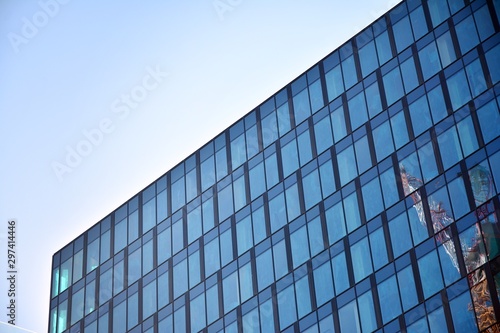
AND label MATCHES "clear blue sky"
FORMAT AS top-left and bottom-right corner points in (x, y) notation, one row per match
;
(0, 0), (398, 331)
